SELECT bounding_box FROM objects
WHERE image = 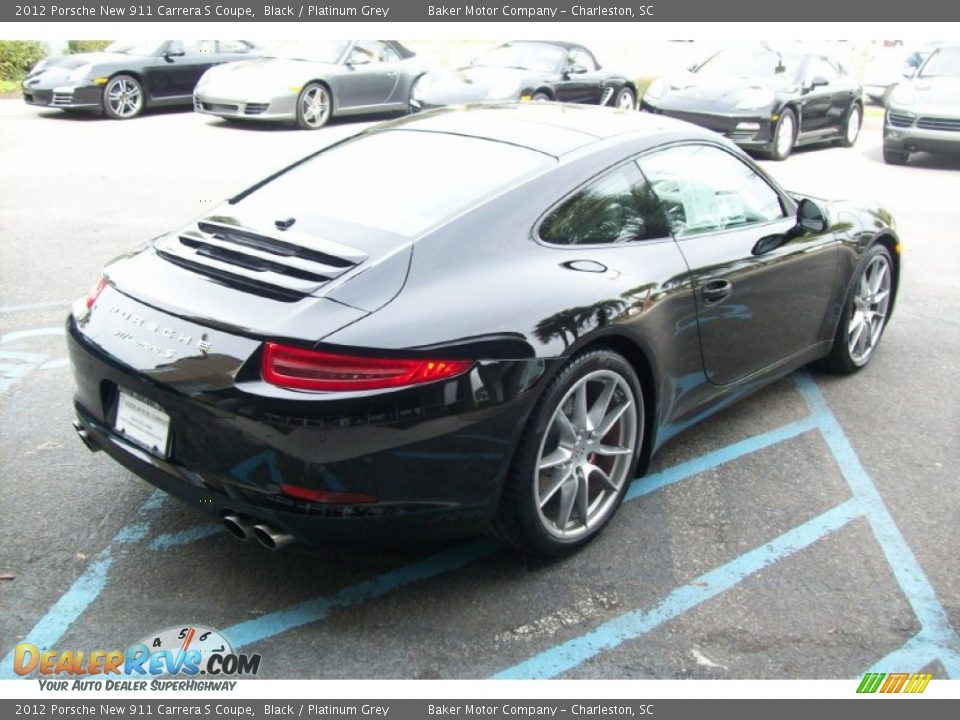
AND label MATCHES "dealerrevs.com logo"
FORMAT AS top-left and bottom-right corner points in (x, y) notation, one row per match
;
(12, 625), (261, 691)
